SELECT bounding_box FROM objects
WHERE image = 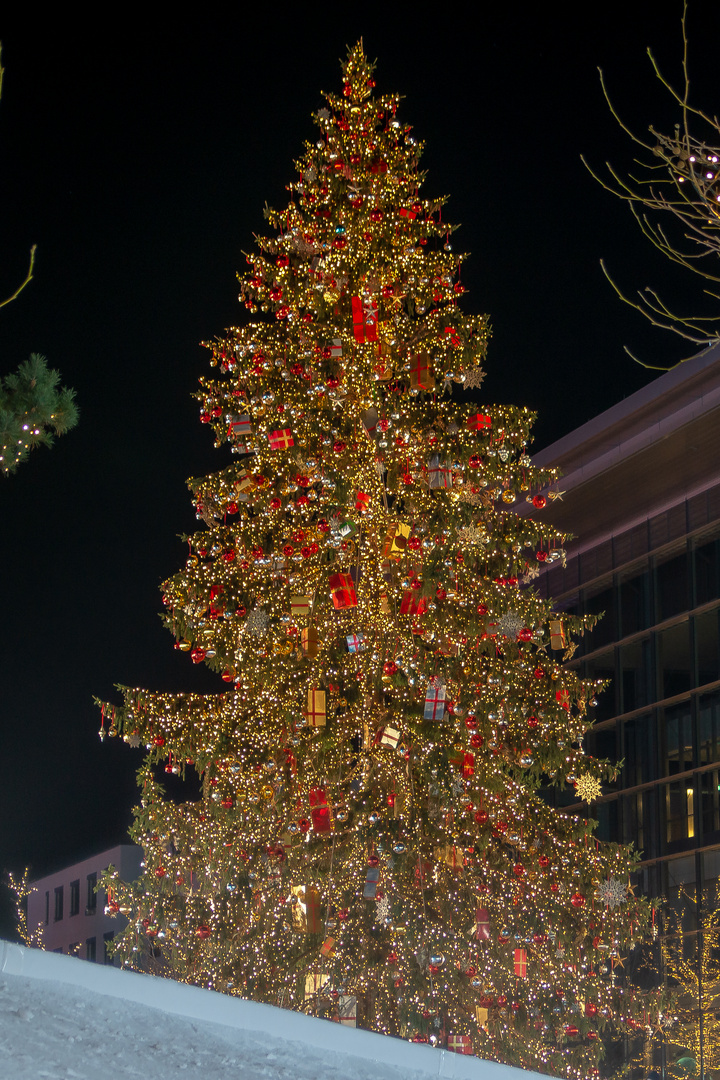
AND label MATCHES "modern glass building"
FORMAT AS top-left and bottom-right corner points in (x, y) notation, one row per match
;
(530, 343), (720, 1075)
